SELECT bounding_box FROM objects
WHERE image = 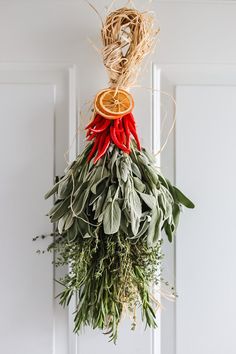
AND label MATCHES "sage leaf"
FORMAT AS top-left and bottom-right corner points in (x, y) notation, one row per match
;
(91, 176), (108, 195)
(147, 207), (163, 247)
(58, 212), (70, 234)
(44, 181), (60, 199)
(58, 176), (72, 199)
(173, 187), (195, 209)
(164, 222), (173, 242)
(94, 193), (106, 220)
(120, 160), (130, 182)
(50, 198), (70, 222)
(133, 177), (145, 192)
(72, 187), (90, 216)
(131, 162), (142, 179)
(129, 188), (142, 235)
(173, 203), (181, 229)
(64, 212), (74, 231)
(103, 200), (121, 234)
(138, 192), (156, 209)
